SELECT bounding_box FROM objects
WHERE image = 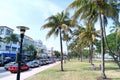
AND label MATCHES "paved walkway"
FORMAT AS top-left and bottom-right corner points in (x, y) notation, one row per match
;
(1, 62), (60, 80)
